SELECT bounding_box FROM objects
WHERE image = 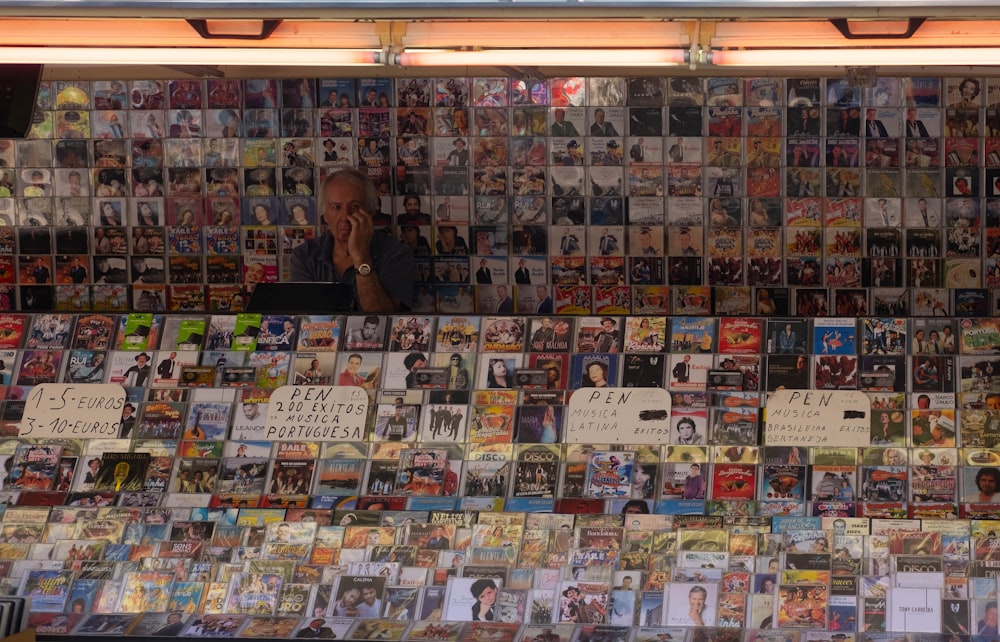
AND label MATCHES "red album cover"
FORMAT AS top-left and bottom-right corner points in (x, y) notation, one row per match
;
(717, 317), (763, 354)
(711, 463), (757, 501)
